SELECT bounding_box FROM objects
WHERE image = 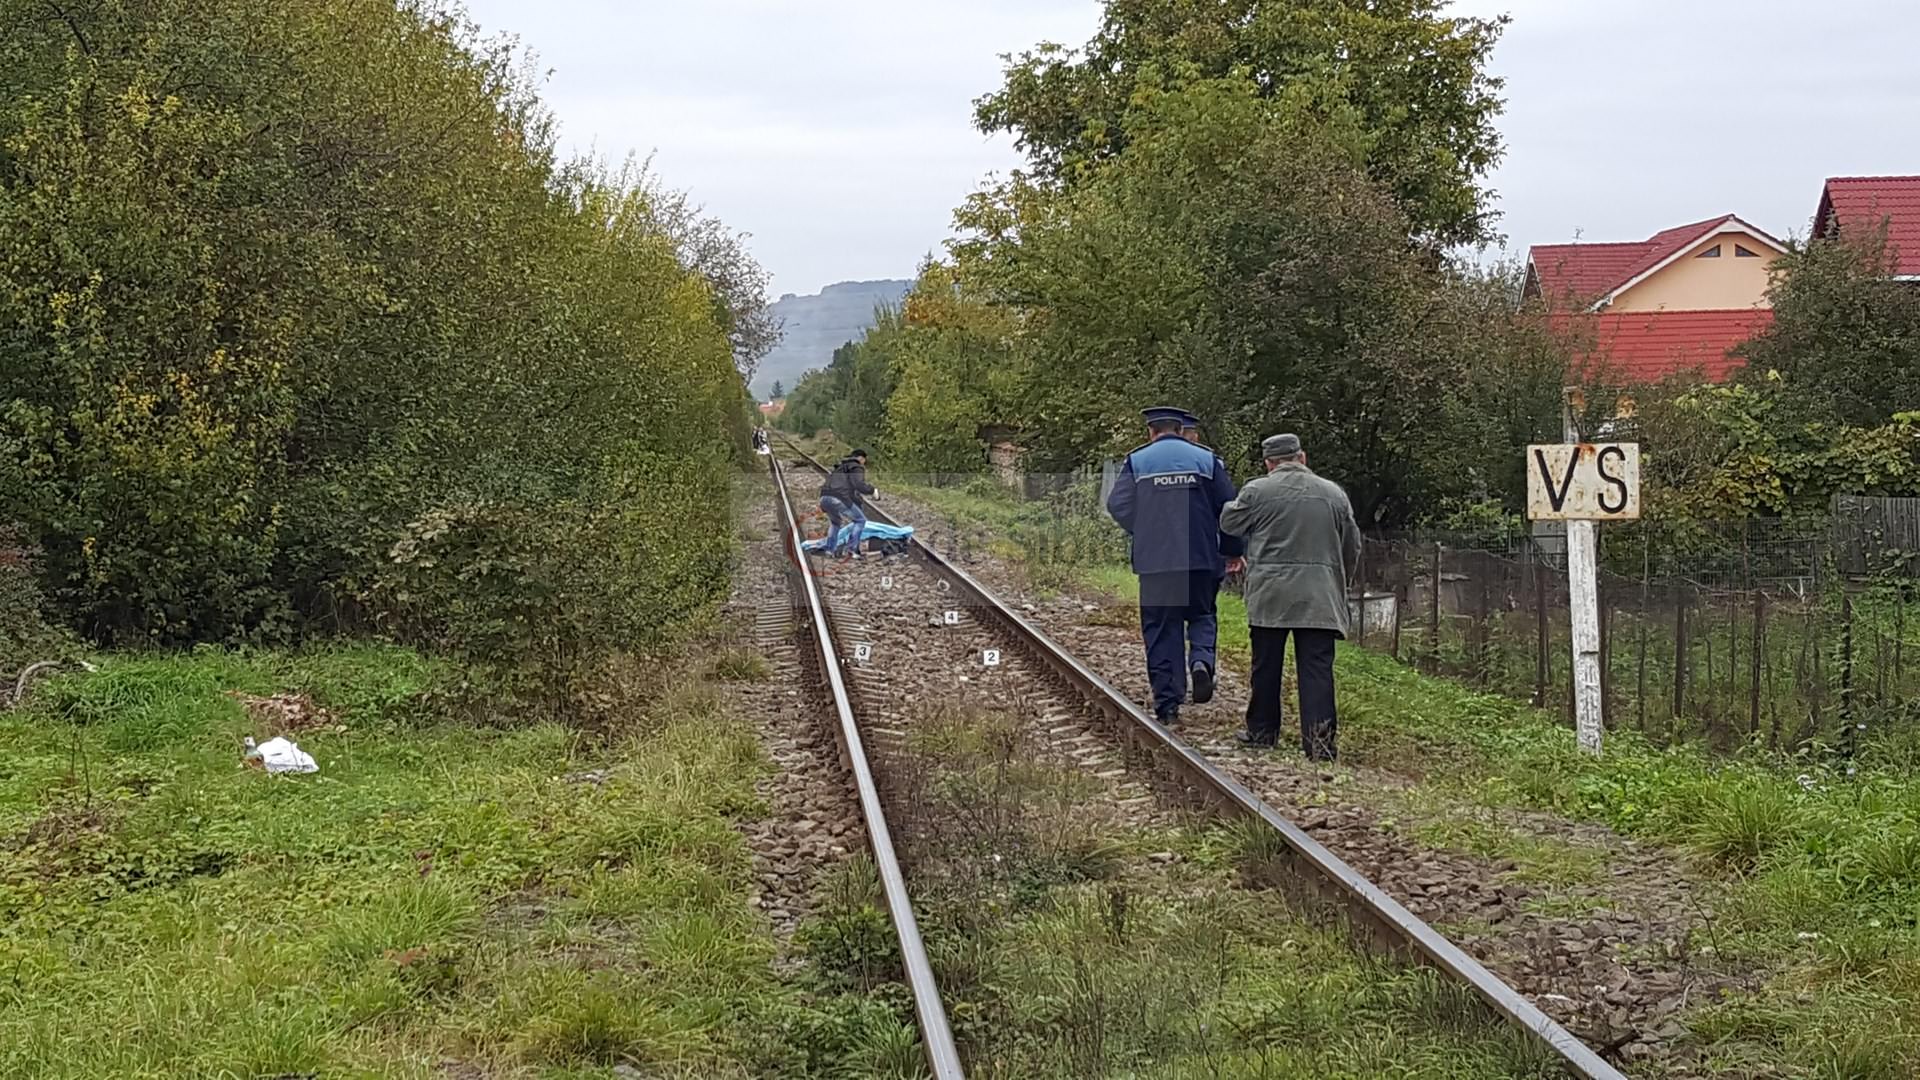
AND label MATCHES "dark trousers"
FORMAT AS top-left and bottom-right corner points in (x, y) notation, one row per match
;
(1138, 570), (1219, 713)
(1247, 627), (1338, 759)
(819, 496), (866, 556)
